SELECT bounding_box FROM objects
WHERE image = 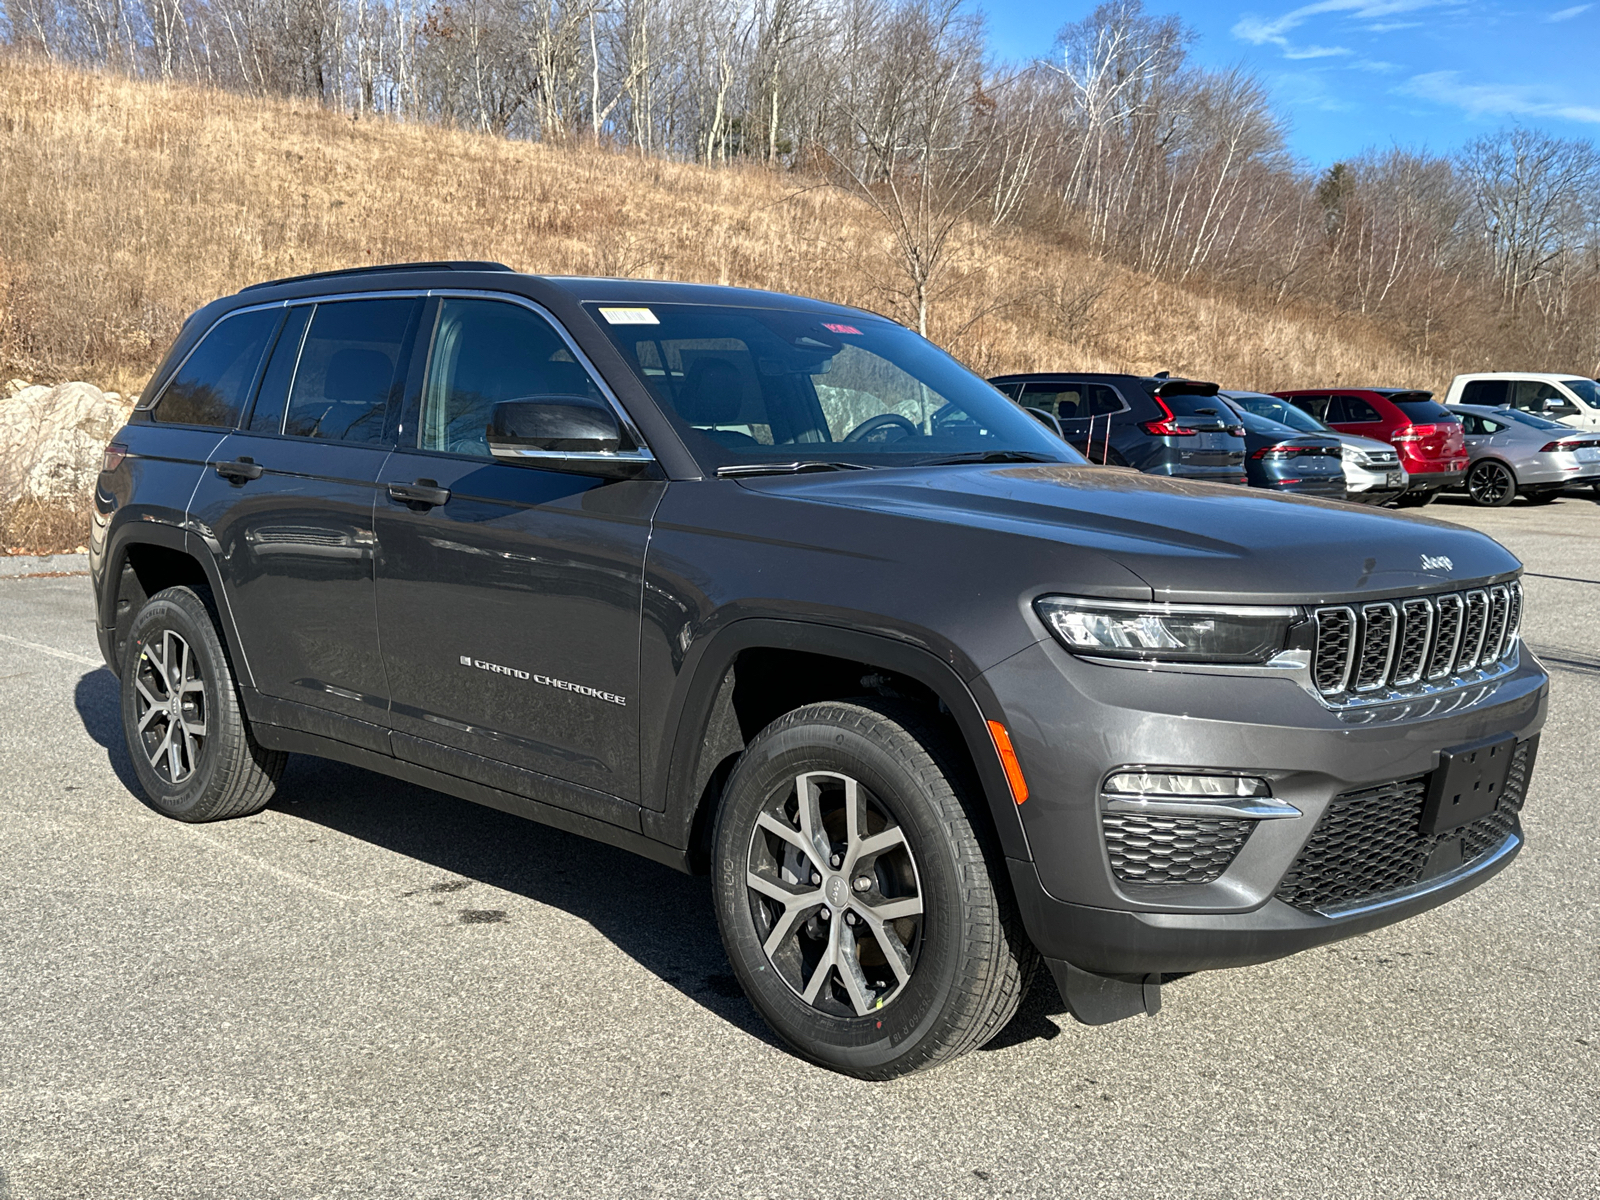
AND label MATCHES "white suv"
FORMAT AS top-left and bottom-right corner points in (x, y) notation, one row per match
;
(1445, 373), (1600, 430)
